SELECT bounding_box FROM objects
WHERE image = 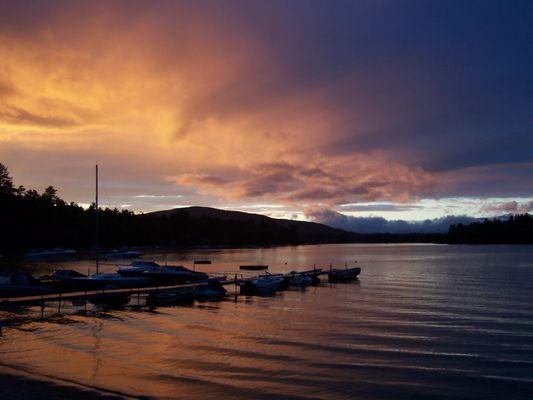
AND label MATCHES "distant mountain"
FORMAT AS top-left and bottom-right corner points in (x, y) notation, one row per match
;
(145, 206), (444, 245)
(147, 206), (356, 243)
